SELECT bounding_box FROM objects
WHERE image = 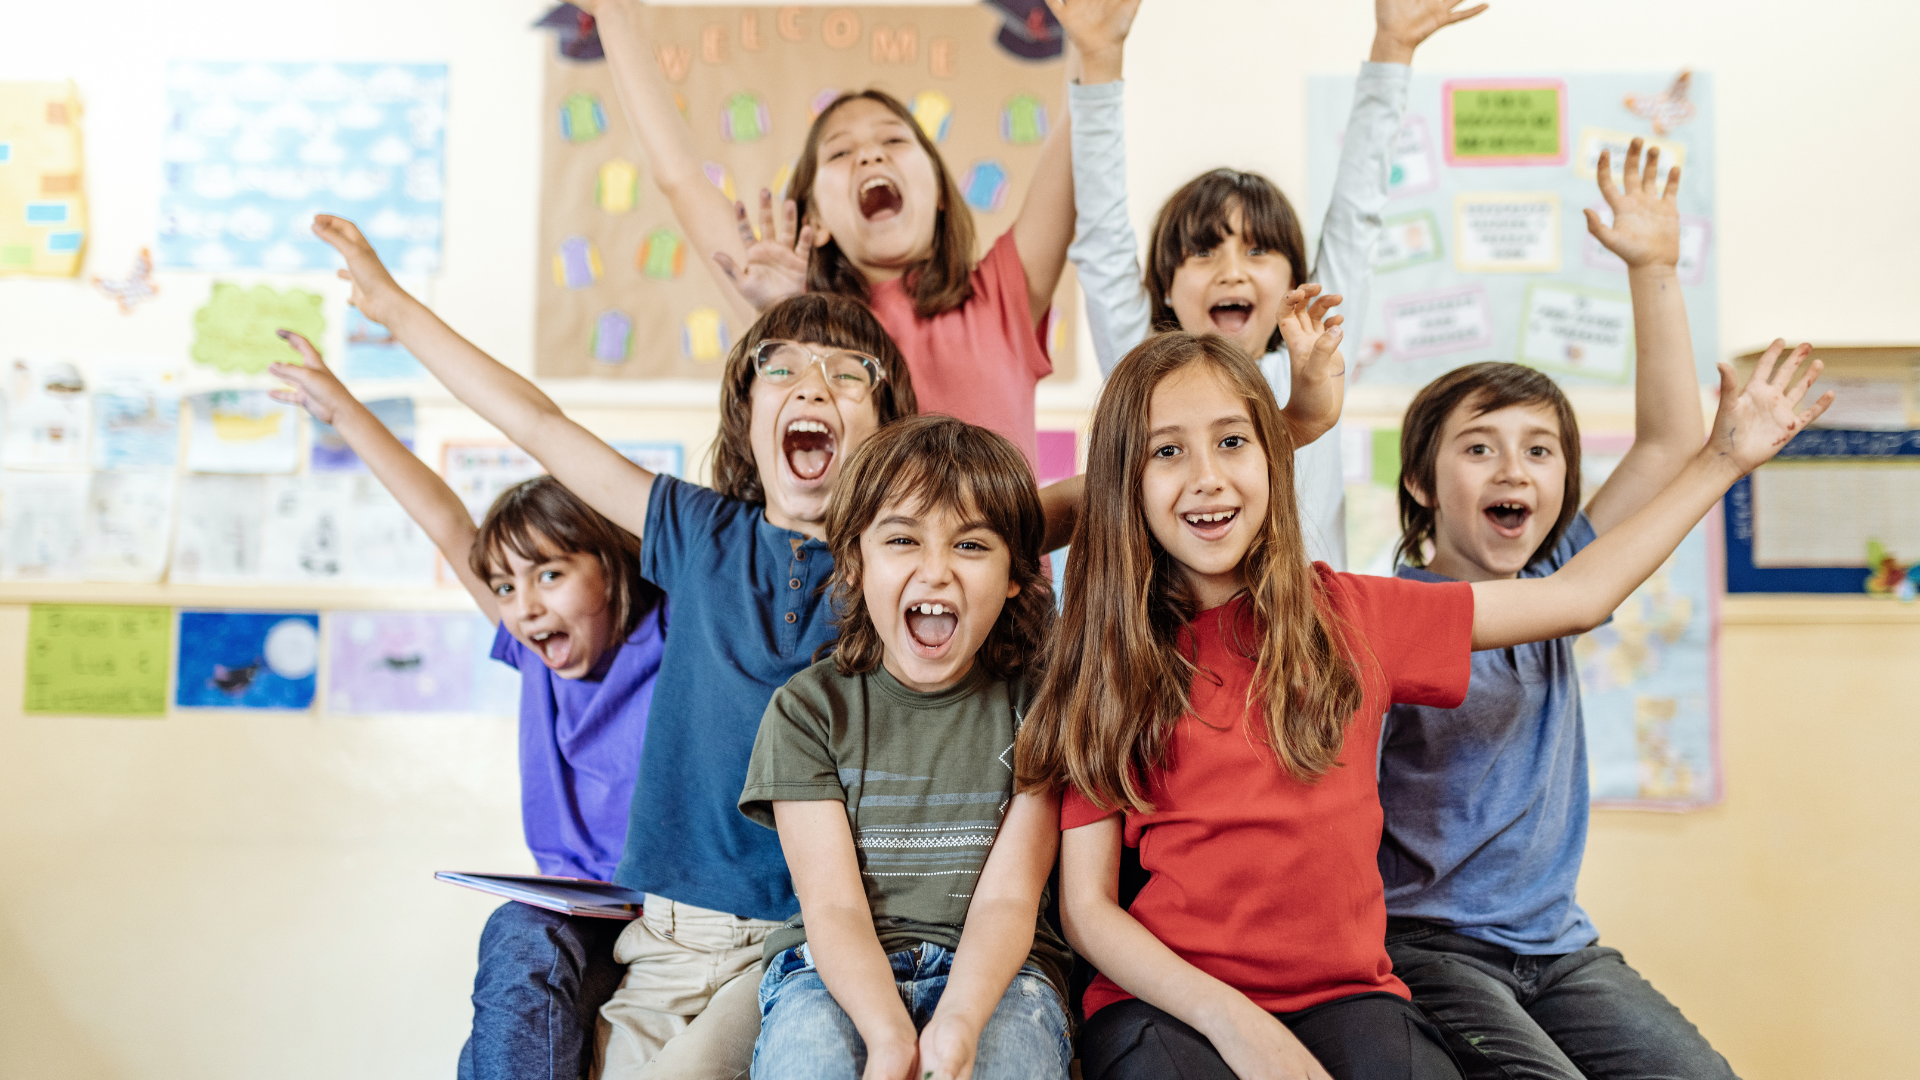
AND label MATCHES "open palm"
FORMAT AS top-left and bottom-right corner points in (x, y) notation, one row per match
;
(1585, 139), (1680, 269)
(1709, 340), (1835, 474)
